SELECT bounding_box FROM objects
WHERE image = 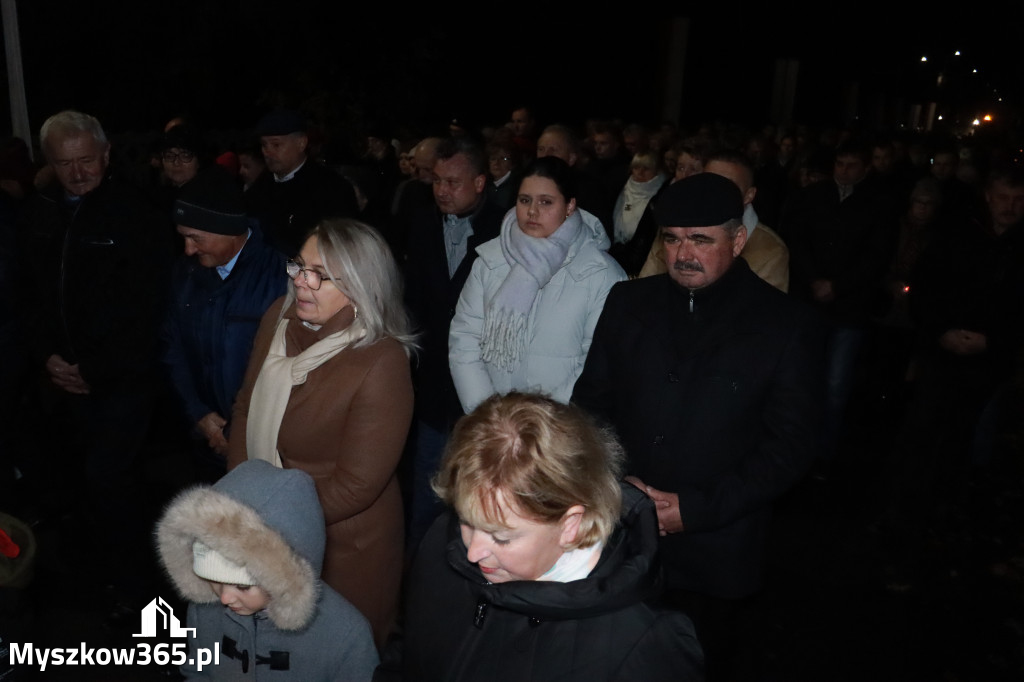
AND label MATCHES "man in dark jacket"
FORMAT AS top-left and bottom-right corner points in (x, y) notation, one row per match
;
(573, 173), (824, 679)
(403, 136), (504, 547)
(782, 141), (897, 465)
(19, 109), (173, 590)
(244, 109), (358, 256)
(162, 169), (286, 480)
